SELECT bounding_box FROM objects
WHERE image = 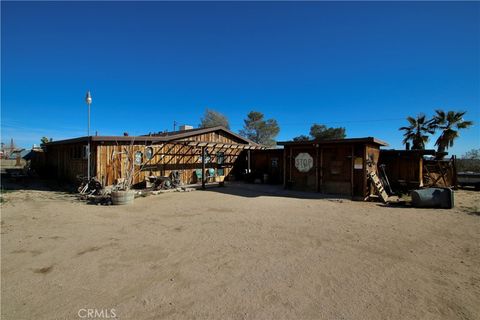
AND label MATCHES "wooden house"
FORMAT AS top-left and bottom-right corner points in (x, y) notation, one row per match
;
(42, 126), (263, 186)
(278, 137), (388, 199)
